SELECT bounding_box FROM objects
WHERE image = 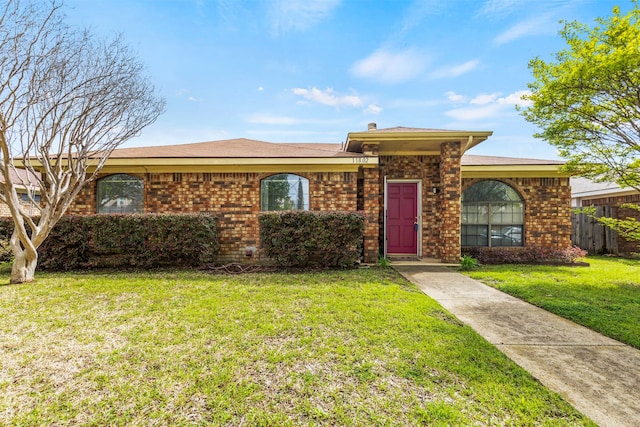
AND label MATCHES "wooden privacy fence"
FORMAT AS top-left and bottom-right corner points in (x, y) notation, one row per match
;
(571, 206), (618, 254)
